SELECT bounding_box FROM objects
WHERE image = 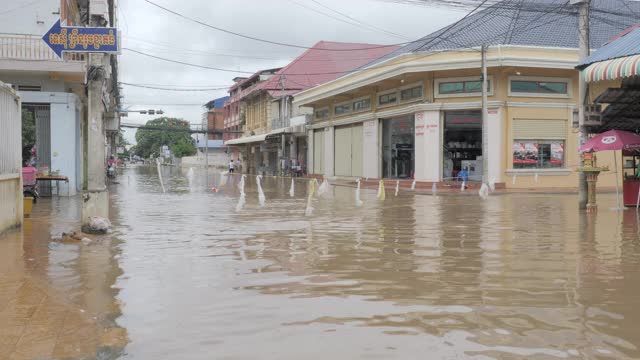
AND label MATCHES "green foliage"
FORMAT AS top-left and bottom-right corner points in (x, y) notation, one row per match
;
(134, 117), (196, 159)
(22, 109), (36, 146)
